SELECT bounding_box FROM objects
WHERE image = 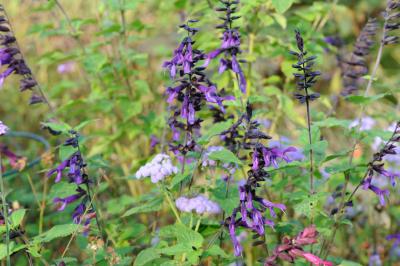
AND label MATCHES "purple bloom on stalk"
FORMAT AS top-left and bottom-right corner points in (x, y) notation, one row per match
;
(163, 20), (233, 160)
(368, 254), (382, 266)
(204, 0), (247, 93)
(53, 188), (85, 211)
(0, 12), (42, 103)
